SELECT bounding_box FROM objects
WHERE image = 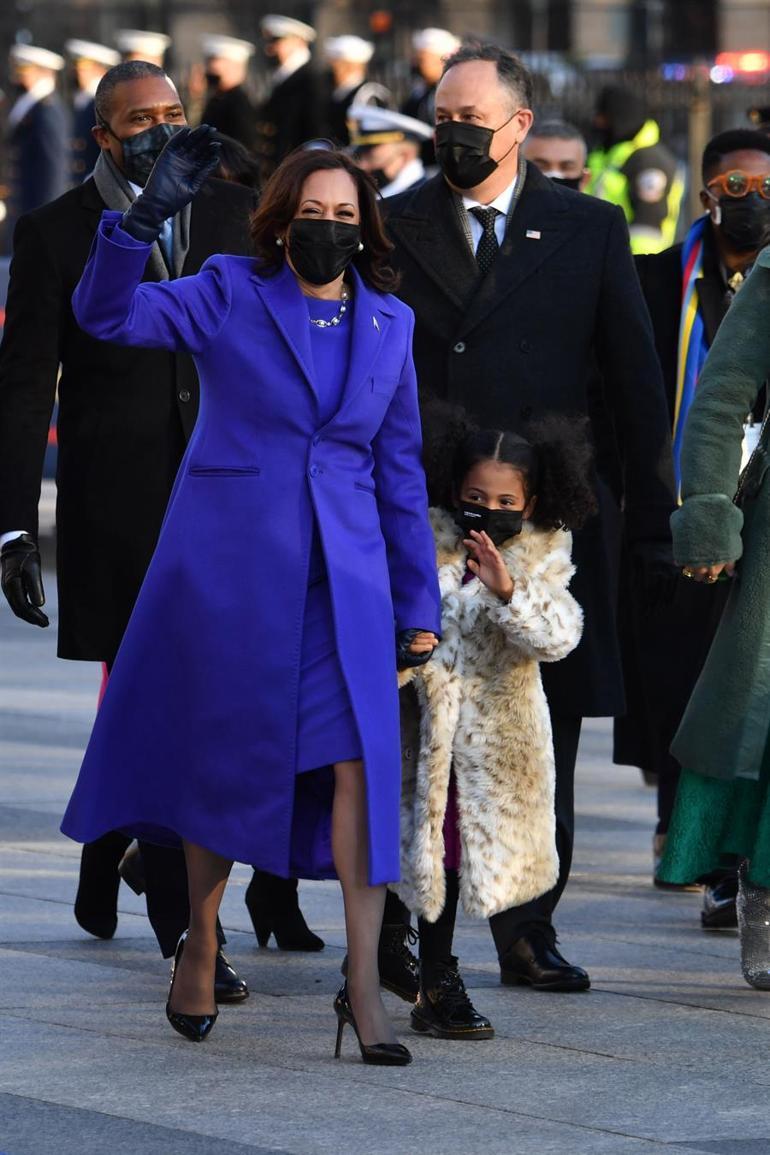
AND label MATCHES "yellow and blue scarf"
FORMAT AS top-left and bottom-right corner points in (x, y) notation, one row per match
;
(673, 215), (708, 491)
